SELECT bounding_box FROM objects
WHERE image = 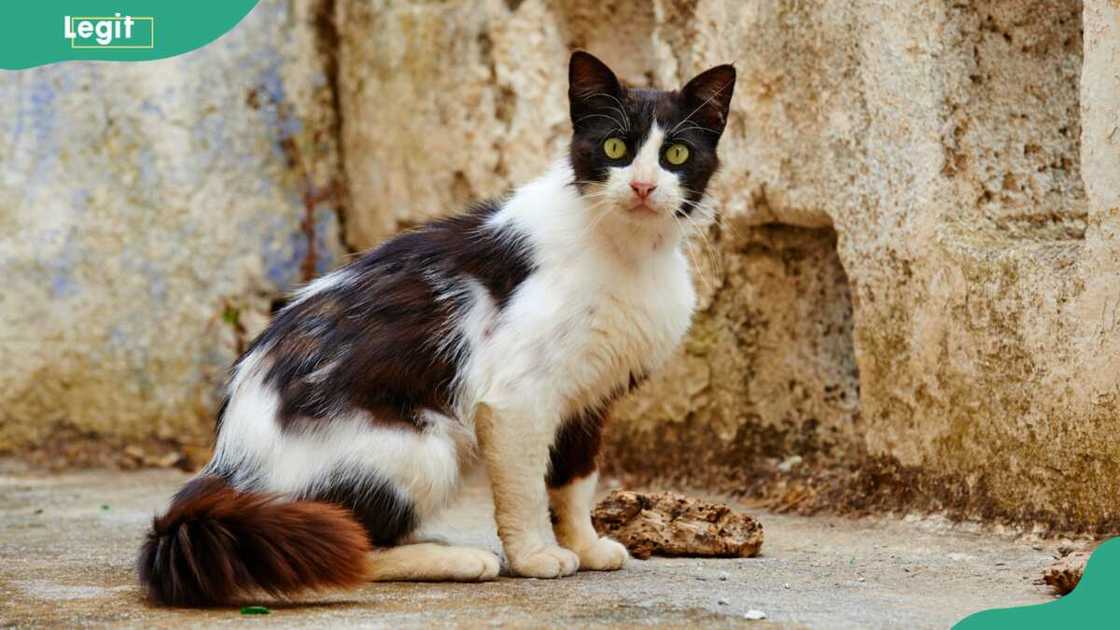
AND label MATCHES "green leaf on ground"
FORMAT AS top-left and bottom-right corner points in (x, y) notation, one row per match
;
(222, 306), (241, 326)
